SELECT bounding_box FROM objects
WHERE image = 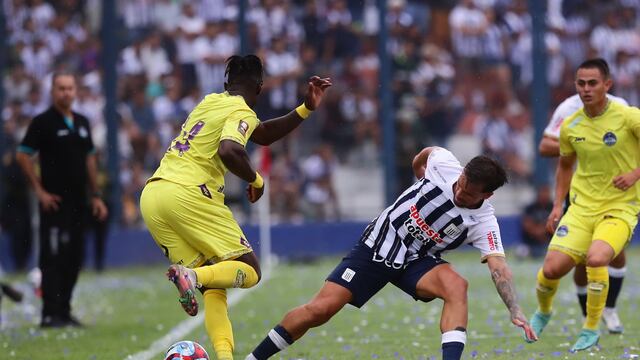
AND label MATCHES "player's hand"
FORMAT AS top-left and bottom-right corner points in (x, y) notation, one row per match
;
(92, 197), (108, 221)
(613, 169), (640, 191)
(303, 76), (332, 111)
(246, 183), (264, 203)
(545, 205), (563, 235)
(512, 311), (538, 343)
(37, 189), (61, 212)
